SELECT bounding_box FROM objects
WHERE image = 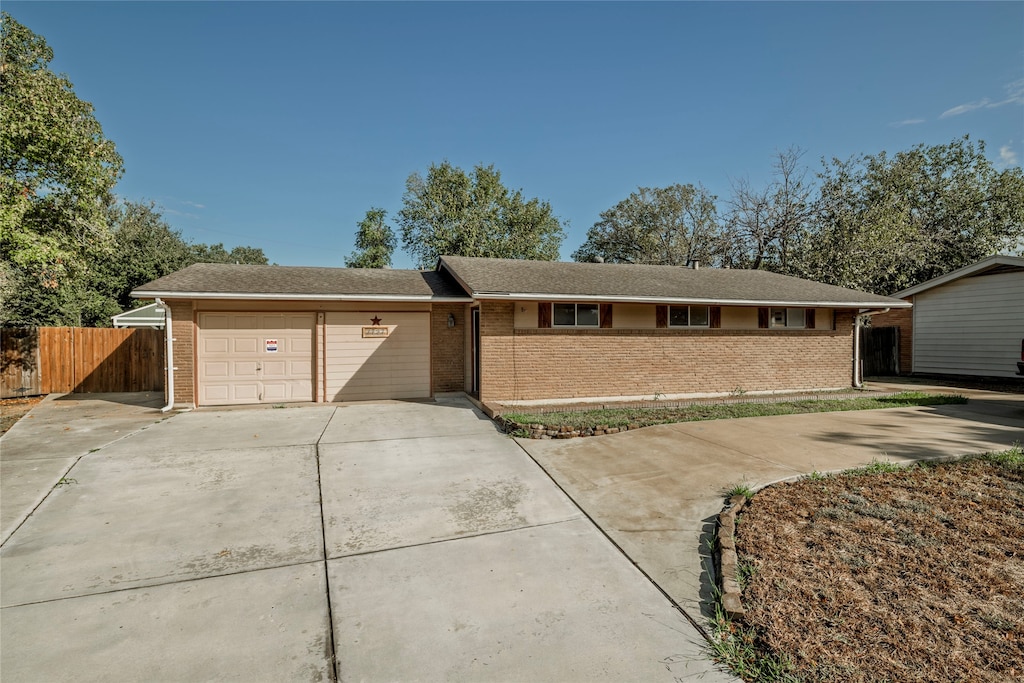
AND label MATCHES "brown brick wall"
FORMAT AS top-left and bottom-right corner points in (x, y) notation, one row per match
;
(478, 302), (857, 403)
(431, 304), (466, 393)
(167, 300), (195, 407)
(870, 302), (912, 374)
